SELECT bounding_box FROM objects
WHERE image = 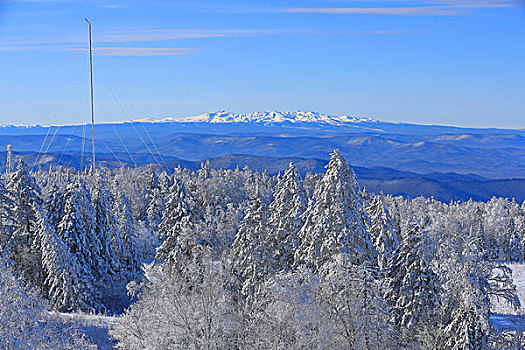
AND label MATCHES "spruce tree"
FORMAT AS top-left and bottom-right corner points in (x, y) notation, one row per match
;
(0, 178), (14, 249)
(155, 179), (195, 268)
(38, 211), (93, 311)
(507, 218), (524, 262)
(146, 187), (164, 227)
(56, 181), (100, 279)
(474, 208), (489, 261)
(114, 191), (140, 276)
(442, 304), (489, 350)
(267, 162), (307, 272)
(366, 193), (400, 270)
(197, 159), (212, 180)
(91, 182), (121, 279)
(6, 161), (45, 287)
(441, 233), (492, 350)
(386, 221), (440, 342)
(231, 198), (271, 298)
(295, 149), (376, 270)
(43, 184), (65, 231)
